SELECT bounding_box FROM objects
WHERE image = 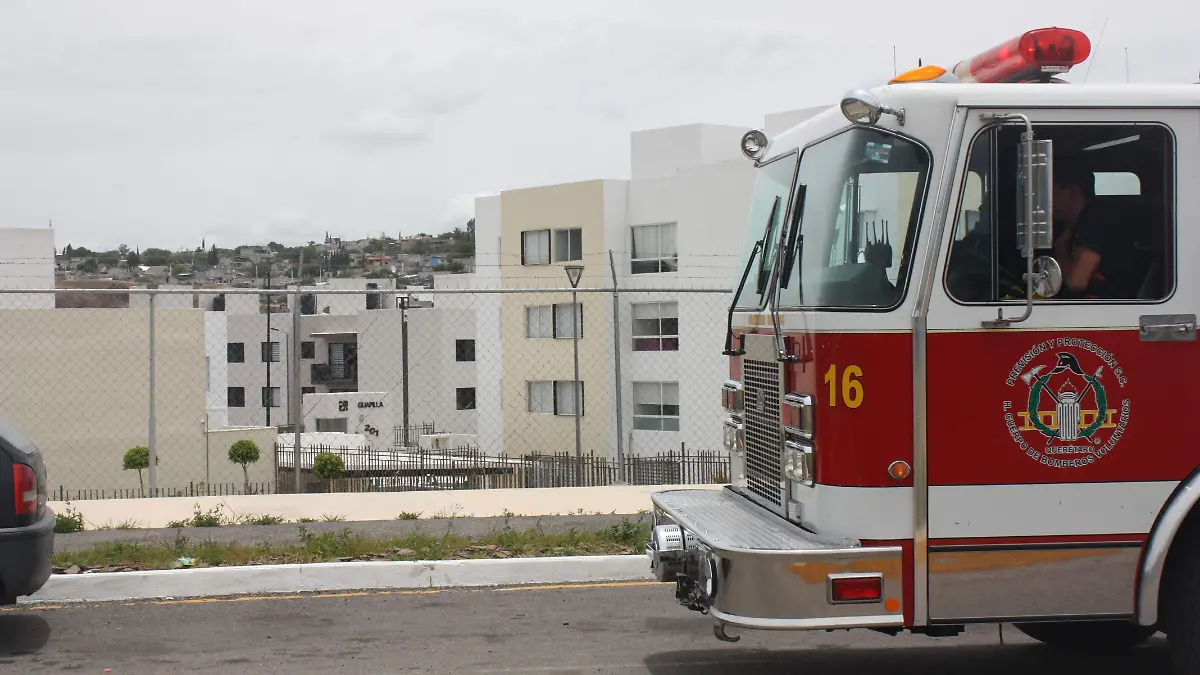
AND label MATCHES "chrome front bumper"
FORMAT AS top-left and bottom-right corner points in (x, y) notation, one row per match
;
(648, 487), (904, 631)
